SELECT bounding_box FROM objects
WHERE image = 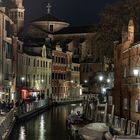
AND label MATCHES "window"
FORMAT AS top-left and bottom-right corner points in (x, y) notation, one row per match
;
(50, 25), (53, 32)
(61, 58), (63, 63)
(135, 100), (140, 113)
(33, 75), (35, 86)
(124, 98), (128, 110)
(124, 66), (126, 78)
(28, 58), (30, 66)
(52, 73), (54, 79)
(59, 57), (61, 63)
(41, 61), (42, 67)
(34, 59), (36, 67)
(64, 58), (66, 64)
(49, 75), (51, 84)
(21, 13), (23, 18)
(4, 42), (12, 59)
(37, 60), (39, 67)
(5, 21), (11, 37)
(49, 62), (51, 68)
(55, 56), (58, 63)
